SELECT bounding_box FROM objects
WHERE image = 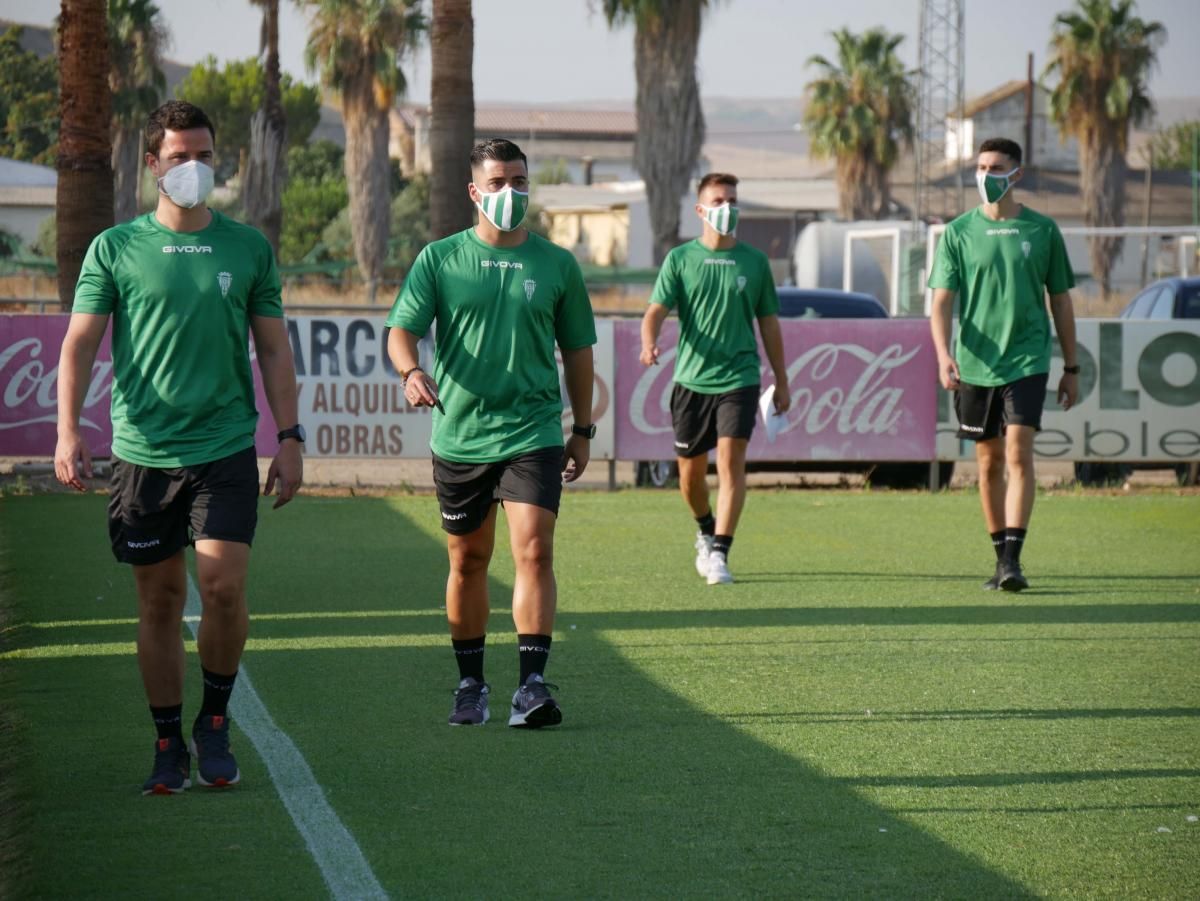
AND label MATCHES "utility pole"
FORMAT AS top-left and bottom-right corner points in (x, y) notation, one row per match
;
(913, 0), (965, 227)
